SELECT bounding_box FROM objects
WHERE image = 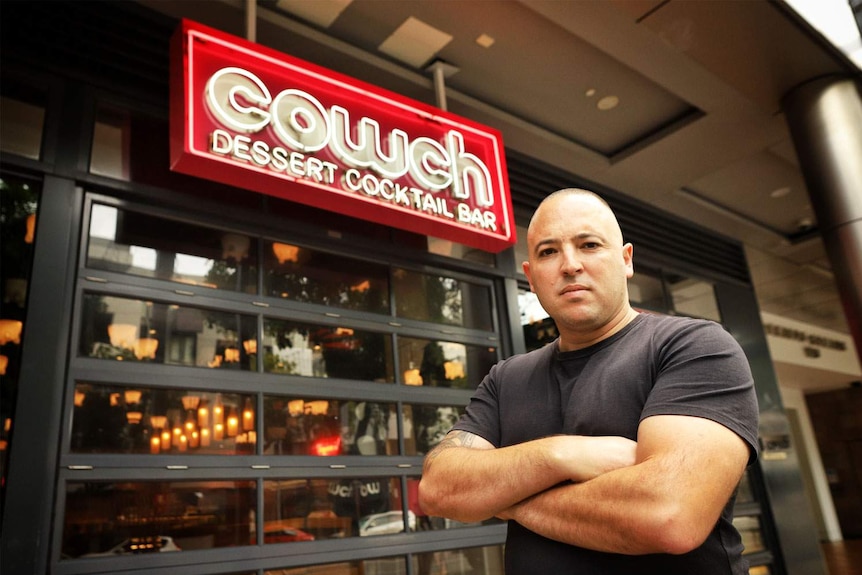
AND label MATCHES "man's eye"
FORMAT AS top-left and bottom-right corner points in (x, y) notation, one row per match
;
(538, 248), (556, 257)
(582, 242), (600, 250)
